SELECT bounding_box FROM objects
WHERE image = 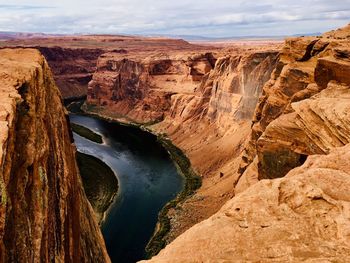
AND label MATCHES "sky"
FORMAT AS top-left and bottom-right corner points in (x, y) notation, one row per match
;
(0, 0), (349, 37)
